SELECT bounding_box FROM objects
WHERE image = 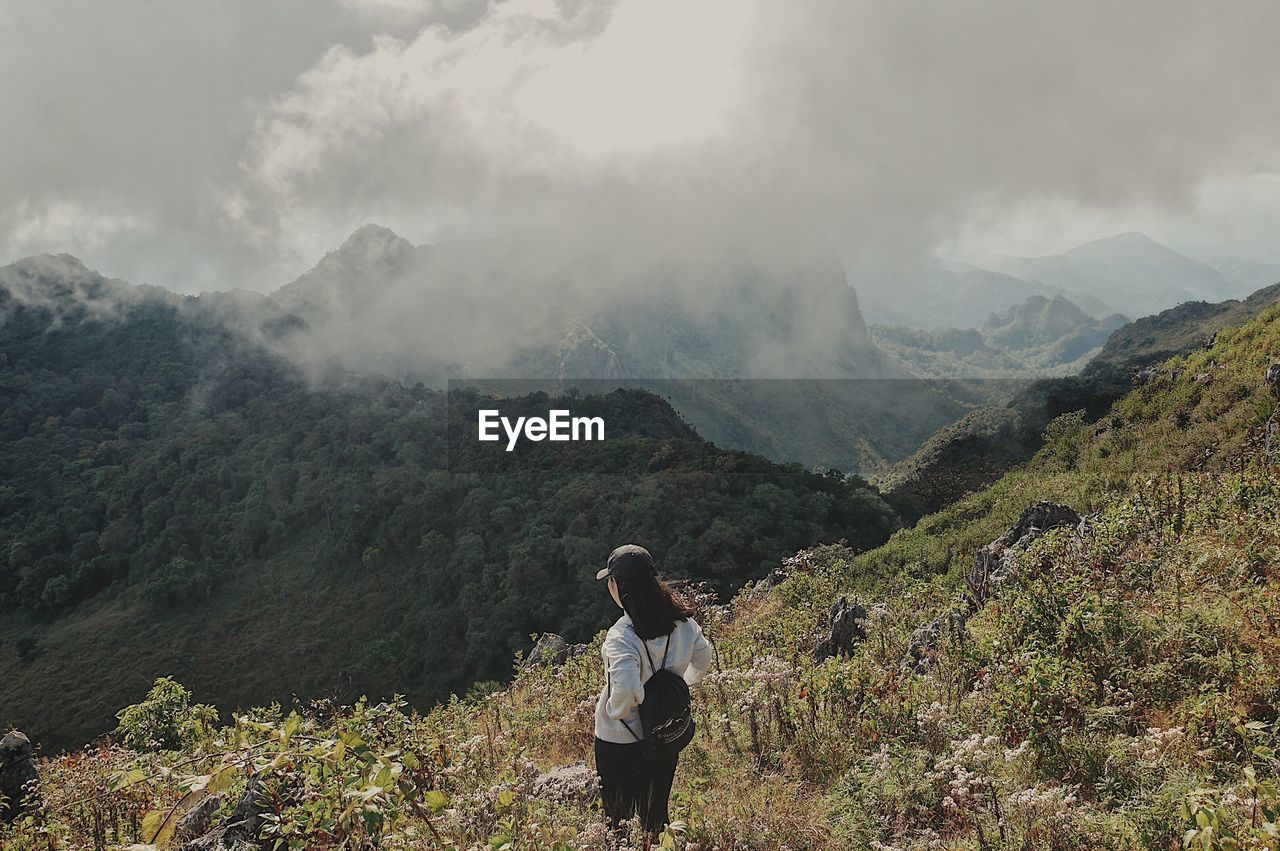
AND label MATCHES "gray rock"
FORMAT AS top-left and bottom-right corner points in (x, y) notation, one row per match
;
(224, 777), (266, 838)
(757, 566), (789, 592)
(173, 794), (222, 846)
(754, 552), (821, 595)
(0, 731), (39, 823)
(1266, 364), (1280, 461)
(1133, 365), (1162, 386)
(524, 633), (588, 669)
(904, 502), (1083, 674)
(526, 633), (569, 668)
(533, 763), (599, 805)
(905, 618), (942, 674)
(966, 502), (1082, 611)
(812, 596), (868, 663)
(186, 778), (266, 850)
(904, 609), (969, 674)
